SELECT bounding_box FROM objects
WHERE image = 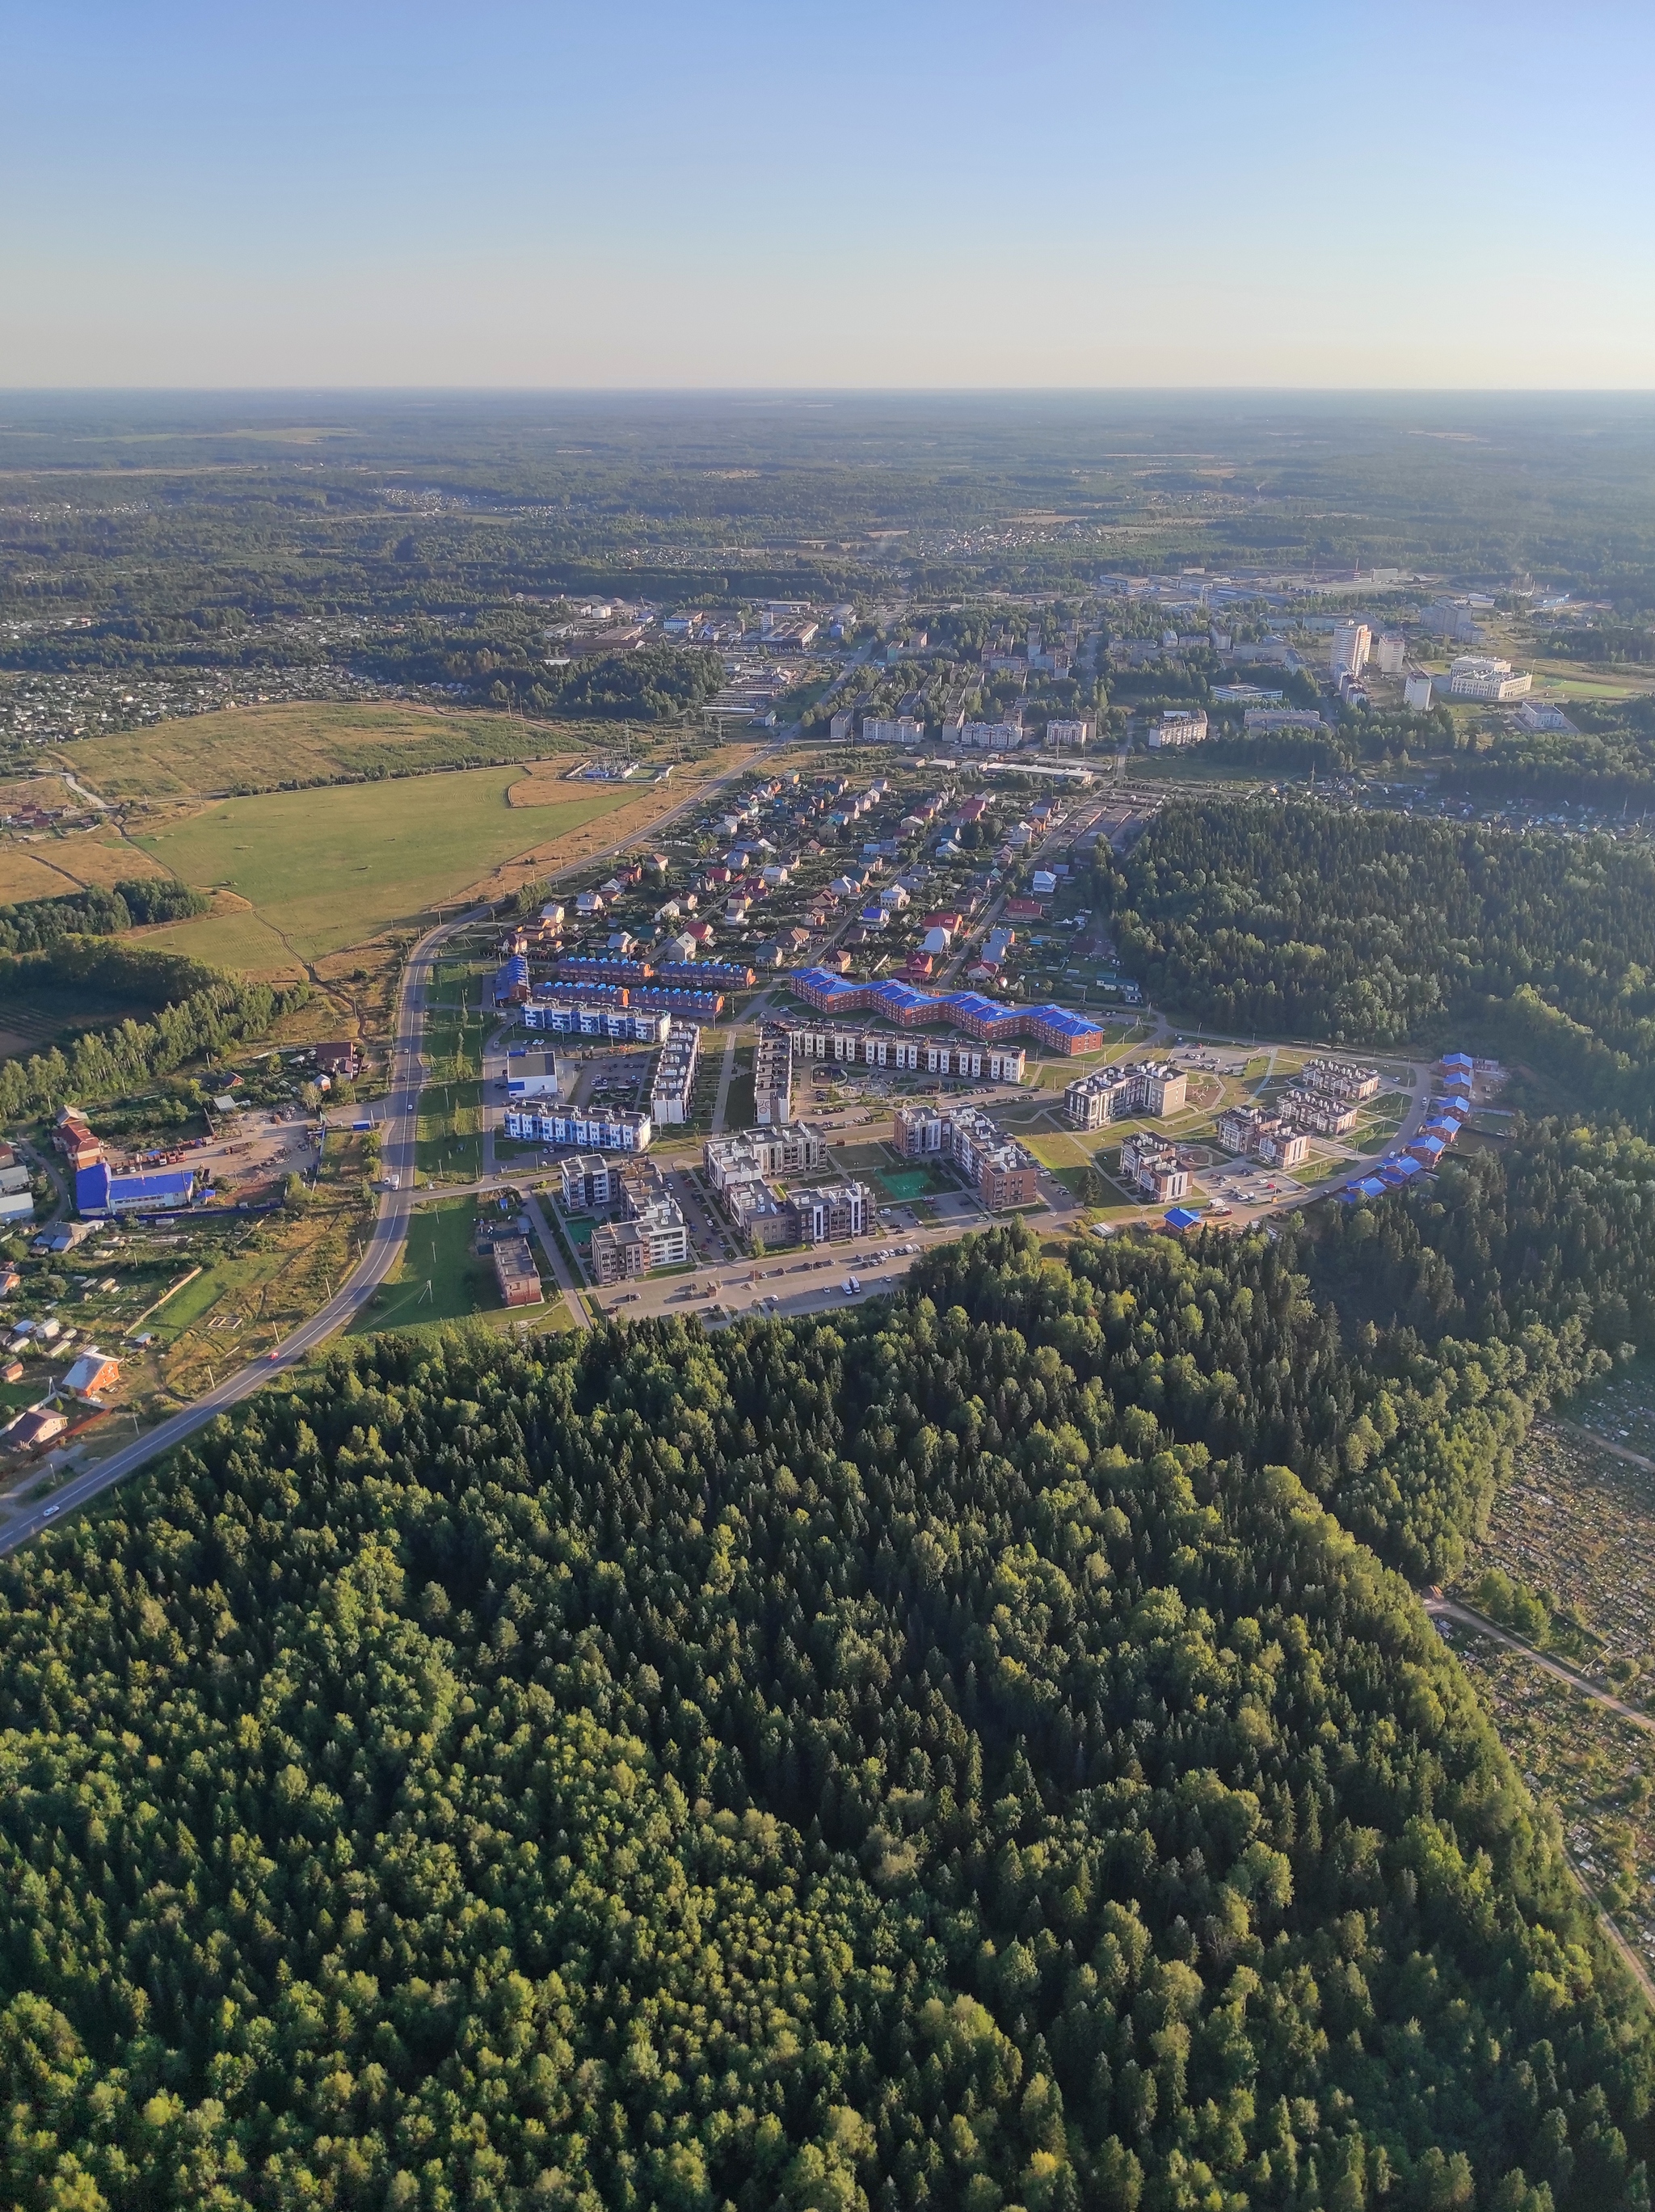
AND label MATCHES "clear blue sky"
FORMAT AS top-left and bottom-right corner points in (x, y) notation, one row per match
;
(4, 0), (1653, 387)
